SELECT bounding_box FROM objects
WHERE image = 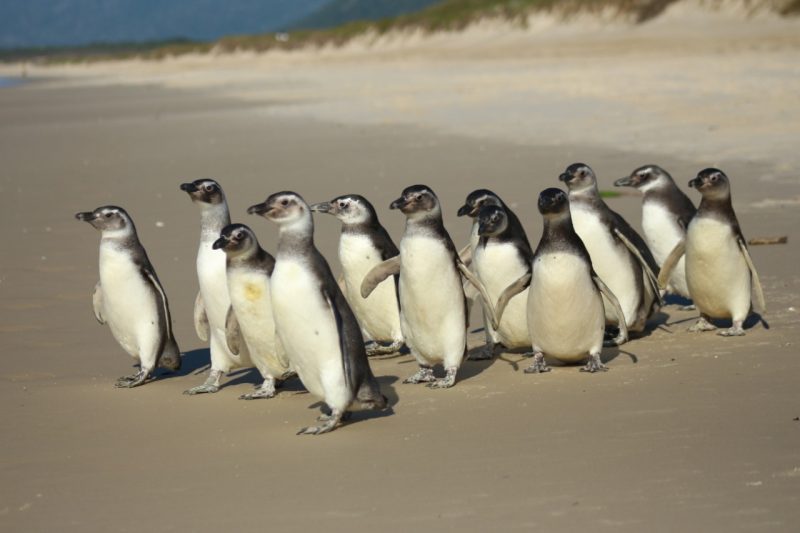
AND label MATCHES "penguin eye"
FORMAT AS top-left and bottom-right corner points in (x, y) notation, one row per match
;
(281, 199), (289, 207)
(710, 175), (719, 182)
(204, 184), (214, 192)
(339, 201), (347, 209)
(104, 212), (113, 218)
